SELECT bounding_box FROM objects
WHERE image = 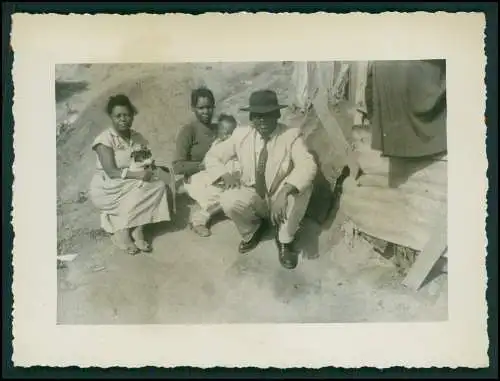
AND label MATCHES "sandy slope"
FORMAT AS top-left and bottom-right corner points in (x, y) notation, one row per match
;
(56, 62), (447, 324)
